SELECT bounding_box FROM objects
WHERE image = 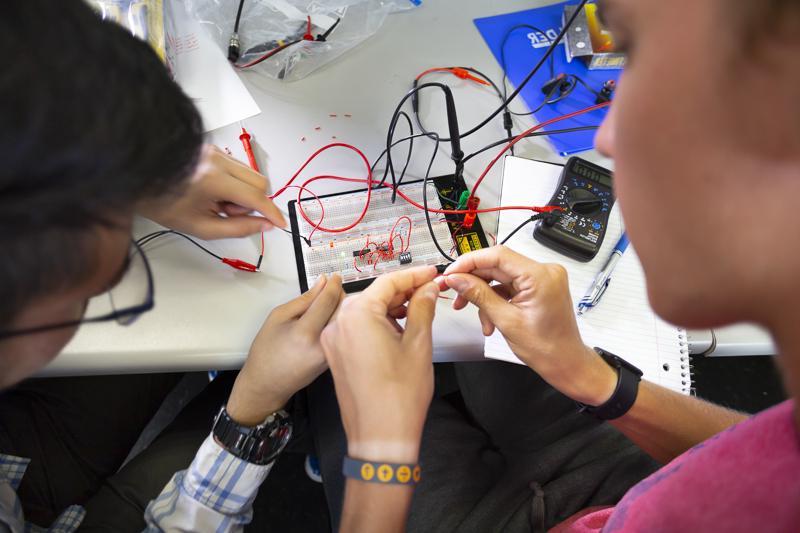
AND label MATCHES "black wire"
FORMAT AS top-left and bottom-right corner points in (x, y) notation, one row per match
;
(383, 82), (452, 194)
(460, 0), (588, 139)
(500, 24), (556, 108)
(136, 230), (224, 261)
(233, 0), (246, 33)
(460, 125), (599, 165)
(499, 213), (547, 246)
(418, 133), (457, 263)
(413, 67), (508, 144)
